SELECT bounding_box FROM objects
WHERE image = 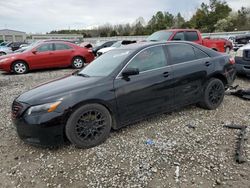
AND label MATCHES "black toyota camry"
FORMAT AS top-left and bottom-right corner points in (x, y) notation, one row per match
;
(12, 41), (236, 148)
